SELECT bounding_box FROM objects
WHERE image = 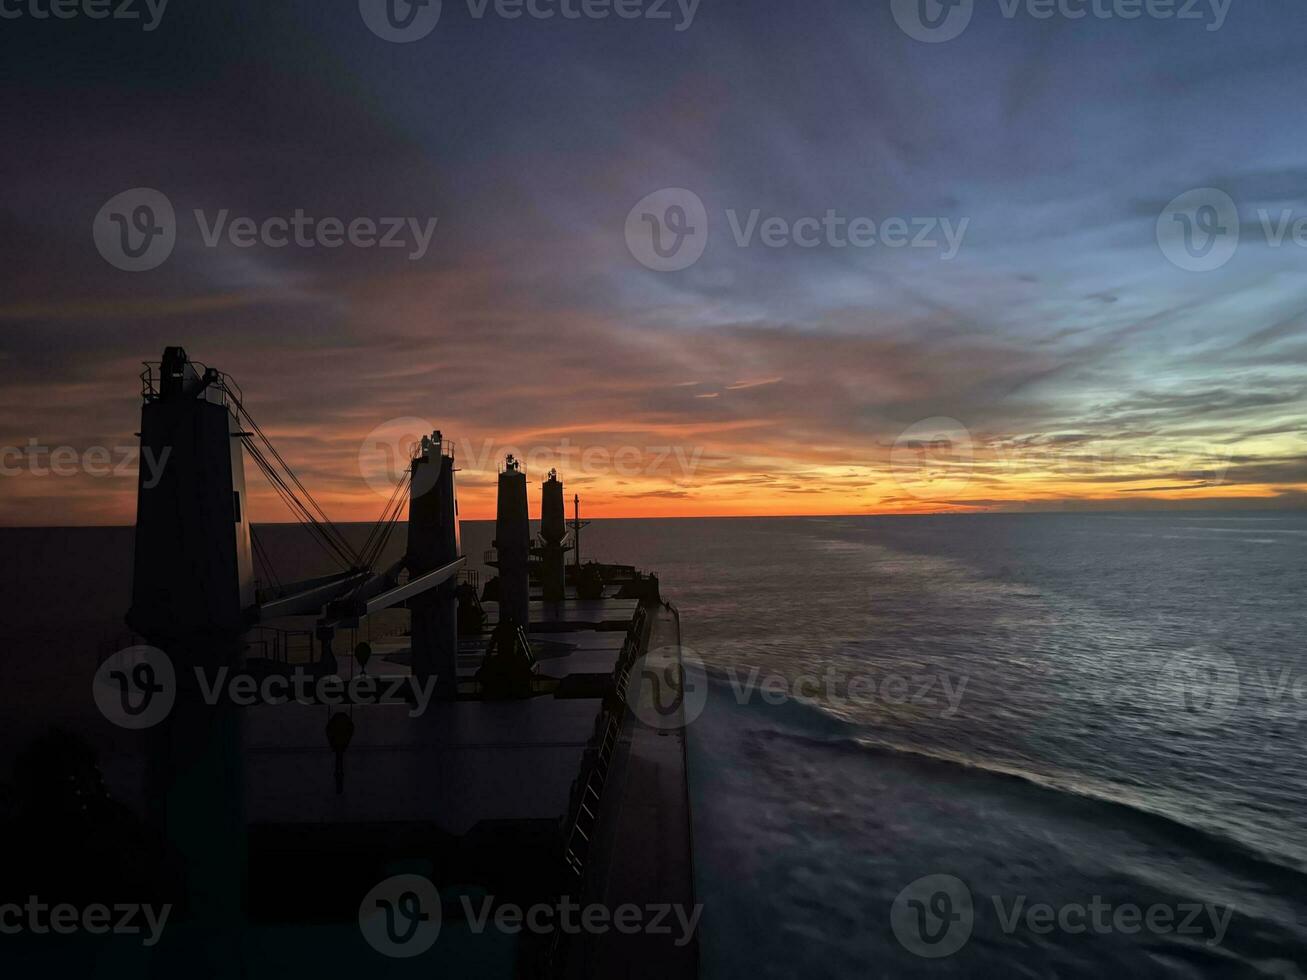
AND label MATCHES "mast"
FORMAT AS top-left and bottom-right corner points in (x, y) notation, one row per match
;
(125, 346), (249, 977)
(406, 431), (461, 698)
(495, 455), (530, 629)
(540, 470), (567, 603)
(572, 493), (582, 574)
